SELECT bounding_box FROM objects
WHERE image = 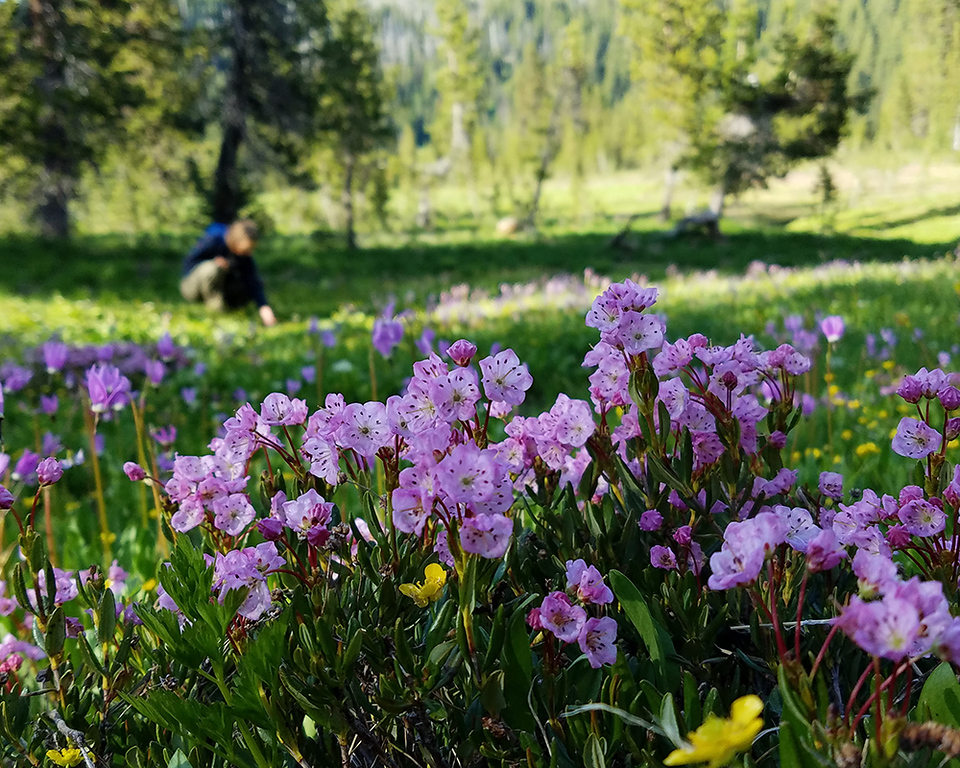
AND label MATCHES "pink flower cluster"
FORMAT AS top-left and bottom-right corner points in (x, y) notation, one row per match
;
(838, 558), (959, 662)
(528, 559), (617, 669)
